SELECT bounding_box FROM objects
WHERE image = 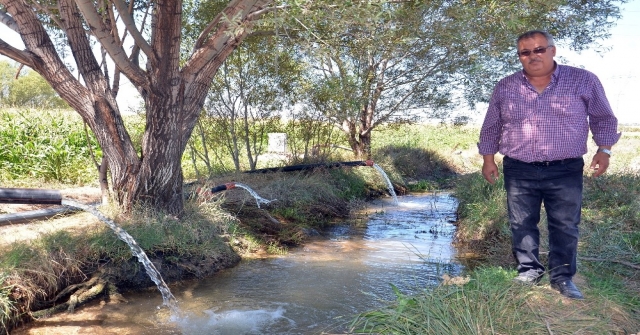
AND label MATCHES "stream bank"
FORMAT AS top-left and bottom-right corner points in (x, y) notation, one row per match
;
(13, 193), (461, 335)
